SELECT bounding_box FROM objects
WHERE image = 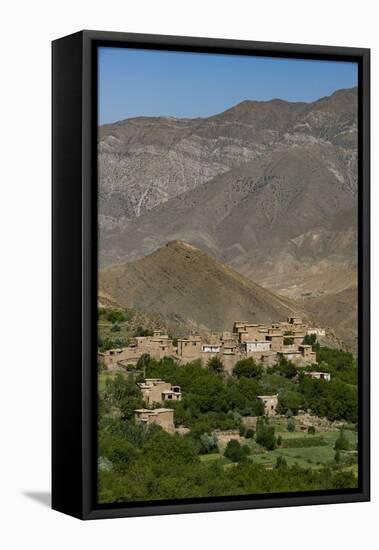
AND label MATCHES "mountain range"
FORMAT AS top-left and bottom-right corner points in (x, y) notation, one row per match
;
(98, 88), (358, 351)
